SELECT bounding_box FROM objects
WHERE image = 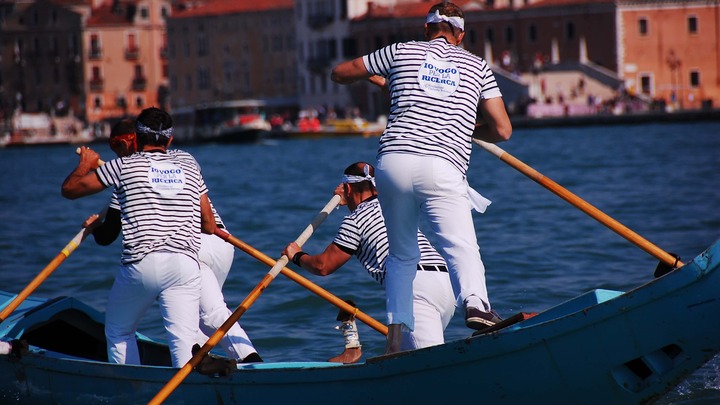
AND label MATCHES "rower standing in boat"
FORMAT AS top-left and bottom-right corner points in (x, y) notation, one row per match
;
(282, 162), (456, 352)
(330, 2), (512, 353)
(61, 107), (211, 367)
(83, 119), (262, 364)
